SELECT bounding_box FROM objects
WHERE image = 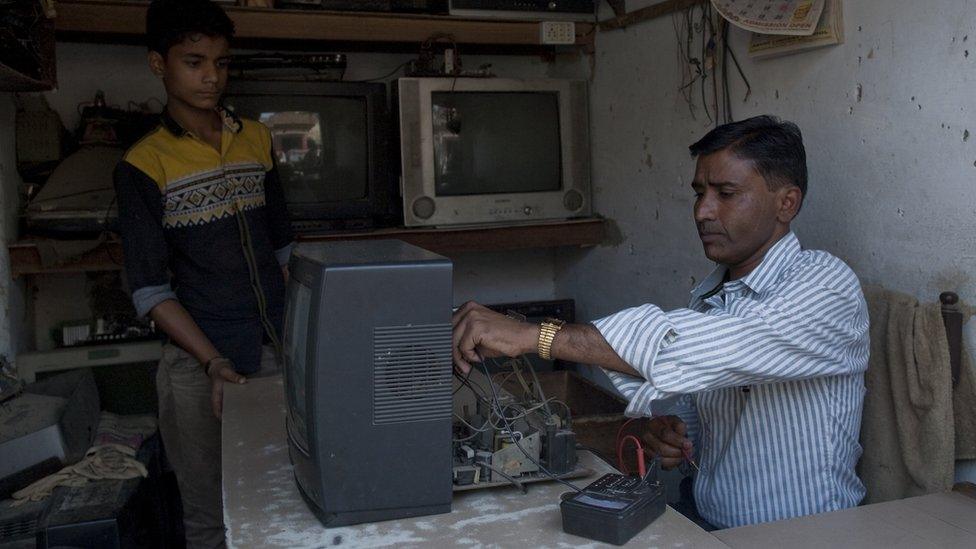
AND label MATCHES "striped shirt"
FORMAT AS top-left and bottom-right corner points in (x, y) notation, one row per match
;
(593, 232), (869, 528)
